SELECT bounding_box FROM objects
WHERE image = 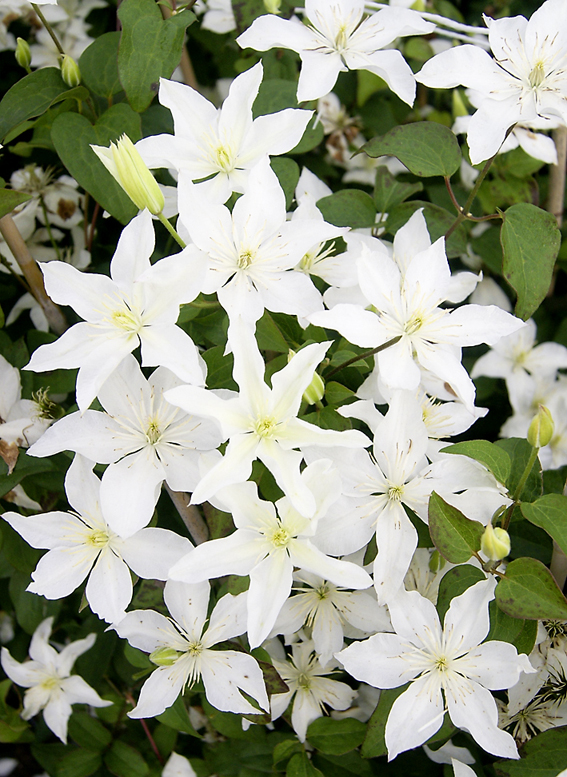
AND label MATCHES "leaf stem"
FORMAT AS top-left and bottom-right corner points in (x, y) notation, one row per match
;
(444, 178), (501, 224)
(501, 445), (539, 531)
(157, 212), (186, 248)
(445, 153), (497, 240)
(31, 3), (65, 56)
(324, 336), (401, 380)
